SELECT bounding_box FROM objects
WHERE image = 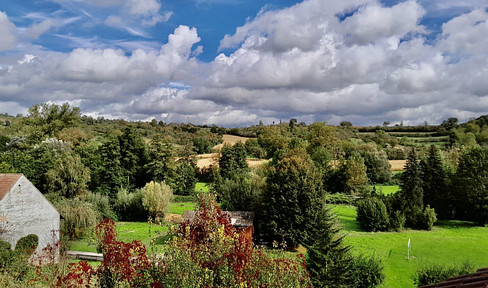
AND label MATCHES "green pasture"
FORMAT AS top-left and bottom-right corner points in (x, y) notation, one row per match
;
(195, 182), (210, 192)
(370, 185), (400, 195)
(69, 222), (168, 253)
(331, 205), (488, 288)
(168, 202), (196, 214)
